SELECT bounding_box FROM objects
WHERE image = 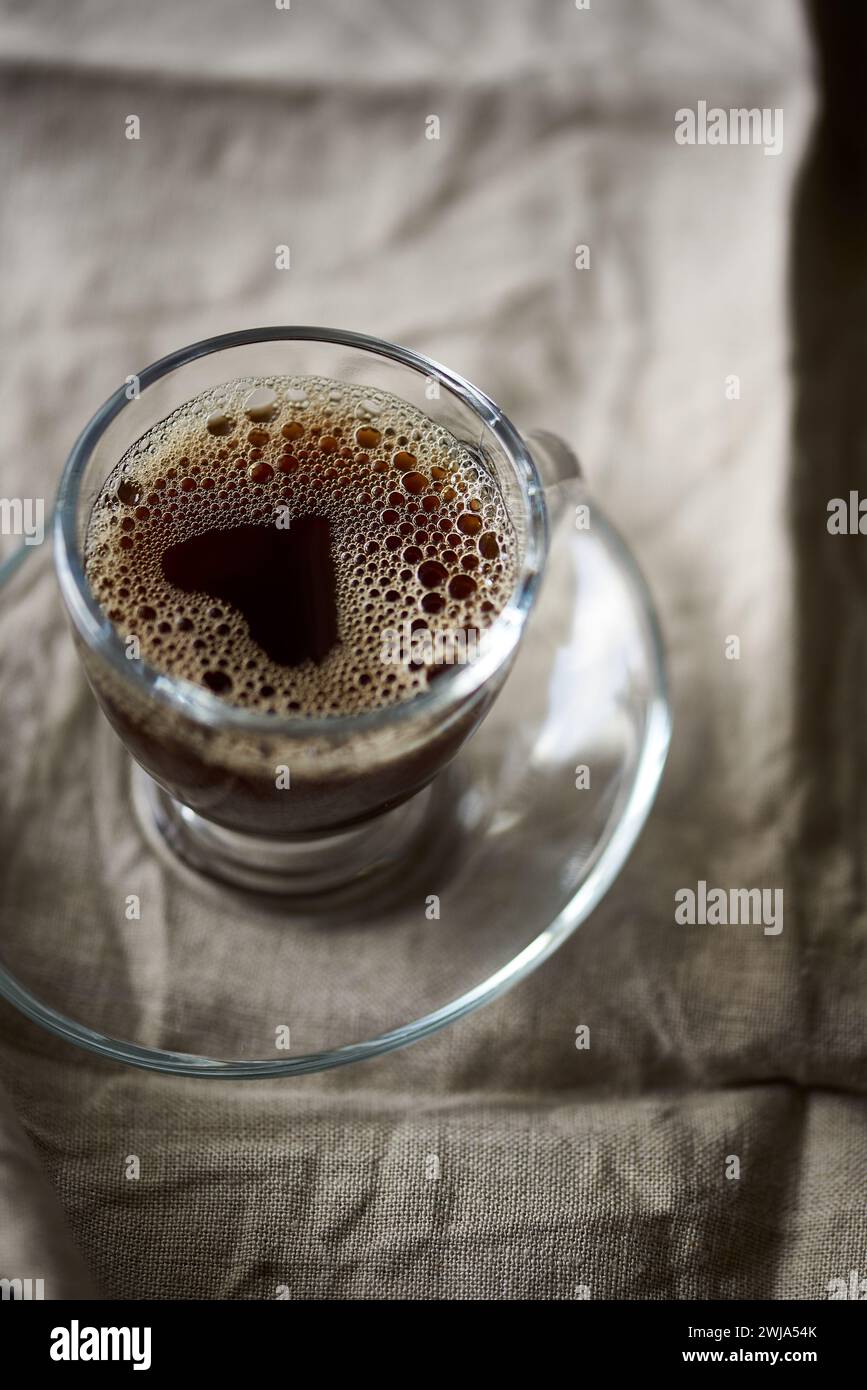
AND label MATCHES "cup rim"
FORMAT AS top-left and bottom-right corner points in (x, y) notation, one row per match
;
(54, 326), (548, 742)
